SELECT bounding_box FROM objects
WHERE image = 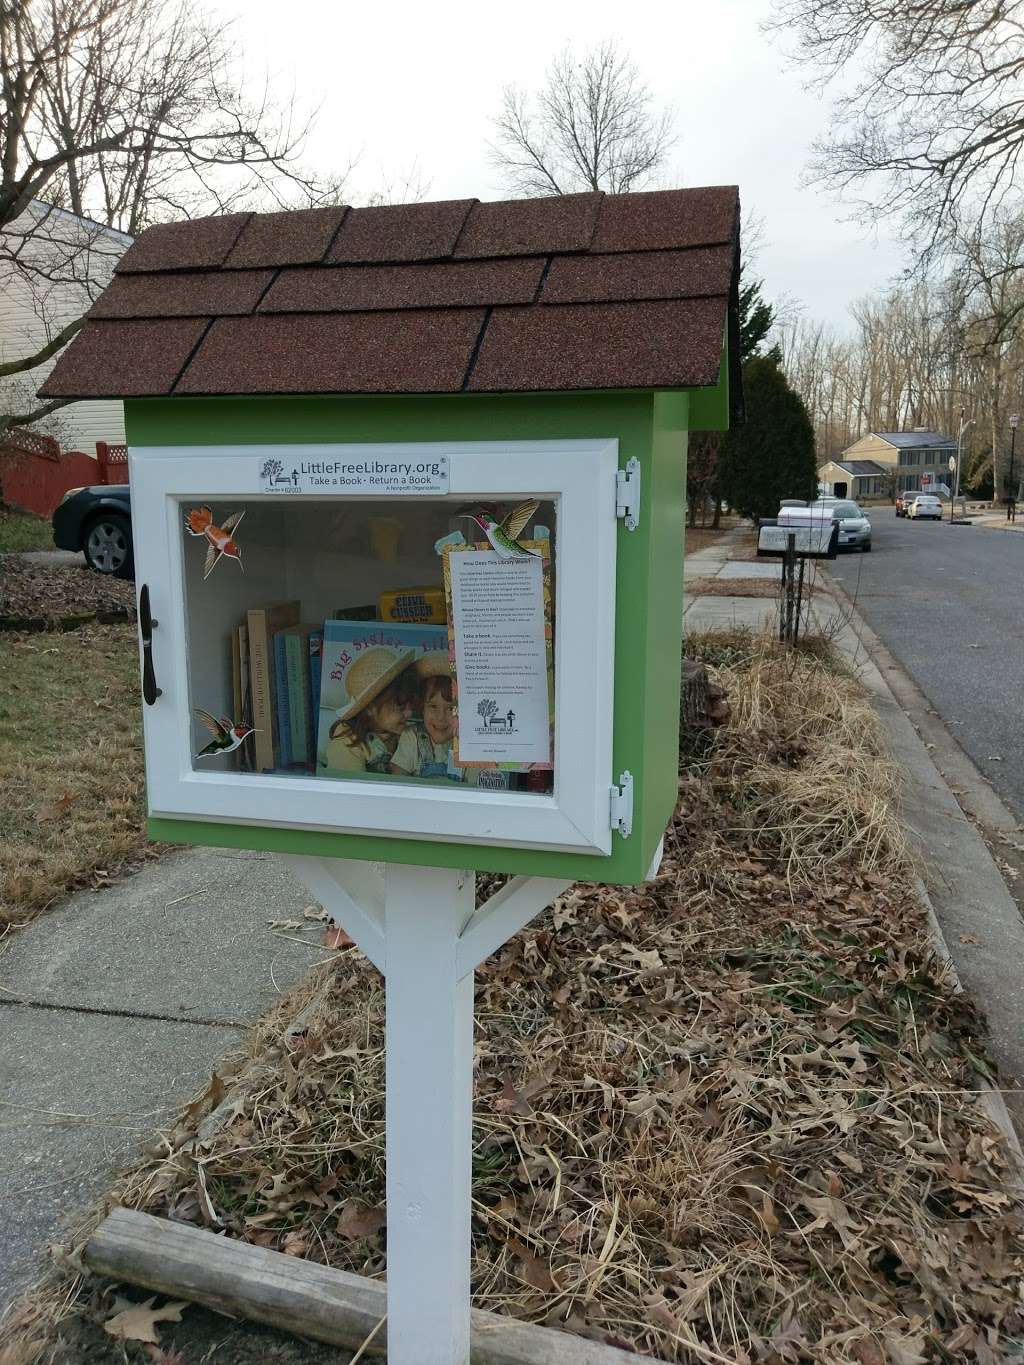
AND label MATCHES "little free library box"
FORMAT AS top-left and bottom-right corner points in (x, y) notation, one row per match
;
(43, 185), (740, 887)
(44, 186), (741, 1364)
